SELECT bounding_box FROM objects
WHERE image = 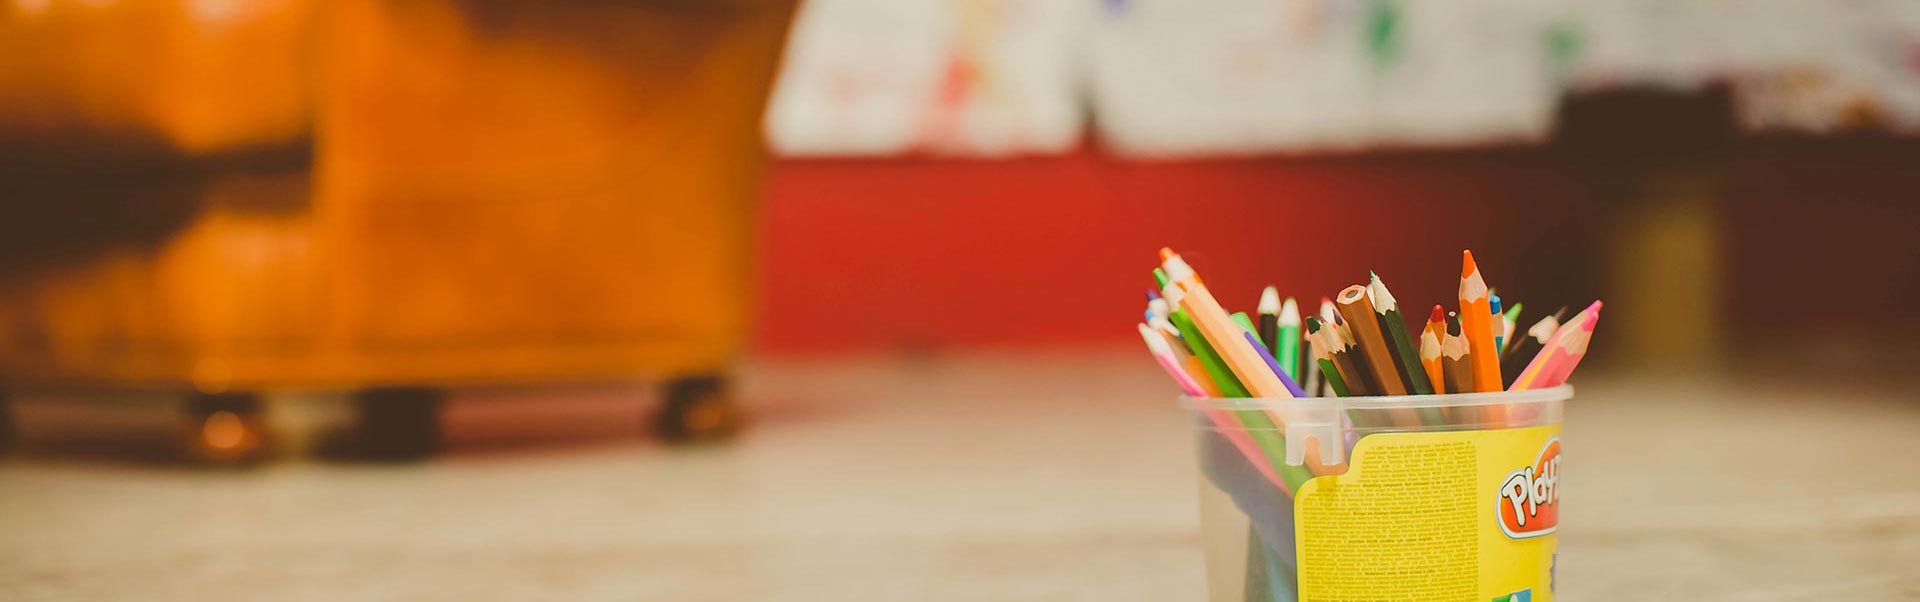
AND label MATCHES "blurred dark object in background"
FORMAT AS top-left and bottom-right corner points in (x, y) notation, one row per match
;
(0, 0), (795, 460)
